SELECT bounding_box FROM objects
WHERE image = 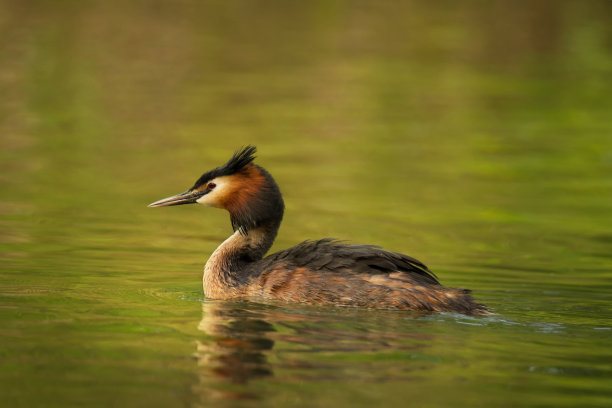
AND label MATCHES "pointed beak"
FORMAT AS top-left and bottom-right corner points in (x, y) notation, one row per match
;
(148, 191), (200, 208)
